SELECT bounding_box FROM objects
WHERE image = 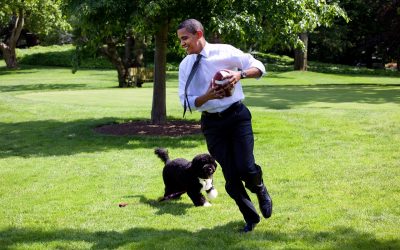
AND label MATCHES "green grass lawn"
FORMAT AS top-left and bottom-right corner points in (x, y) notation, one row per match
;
(0, 61), (399, 249)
